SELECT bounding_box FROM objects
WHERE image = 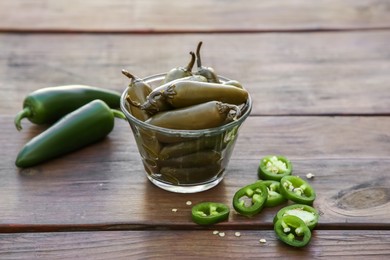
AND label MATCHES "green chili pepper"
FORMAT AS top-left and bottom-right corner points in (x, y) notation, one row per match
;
(14, 85), (122, 131)
(233, 181), (268, 217)
(122, 69), (153, 121)
(259, 180), (287, 207)
(258, 155), (292, 181)
(15, 100), (125, 168)
(274, 215), (312, 247)
(195, 41), (220, 83)
(145, 101), (241, 130)
(280, 176), (316, 205)
(162, 52), (196, 84)
(191, 202), (230, 225)
(274, 204), (319, 230)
